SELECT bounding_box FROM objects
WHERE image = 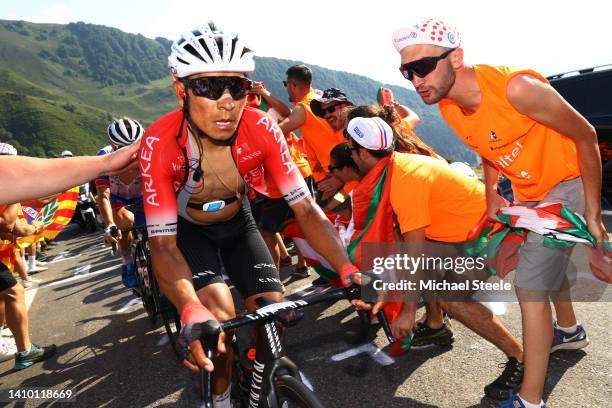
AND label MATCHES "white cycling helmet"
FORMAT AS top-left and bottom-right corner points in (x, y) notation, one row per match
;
(168, 22), (255, 78)
(61, 150), (73, 157)
(107, 117), (144, 147)
(0, 142), (17, 156)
